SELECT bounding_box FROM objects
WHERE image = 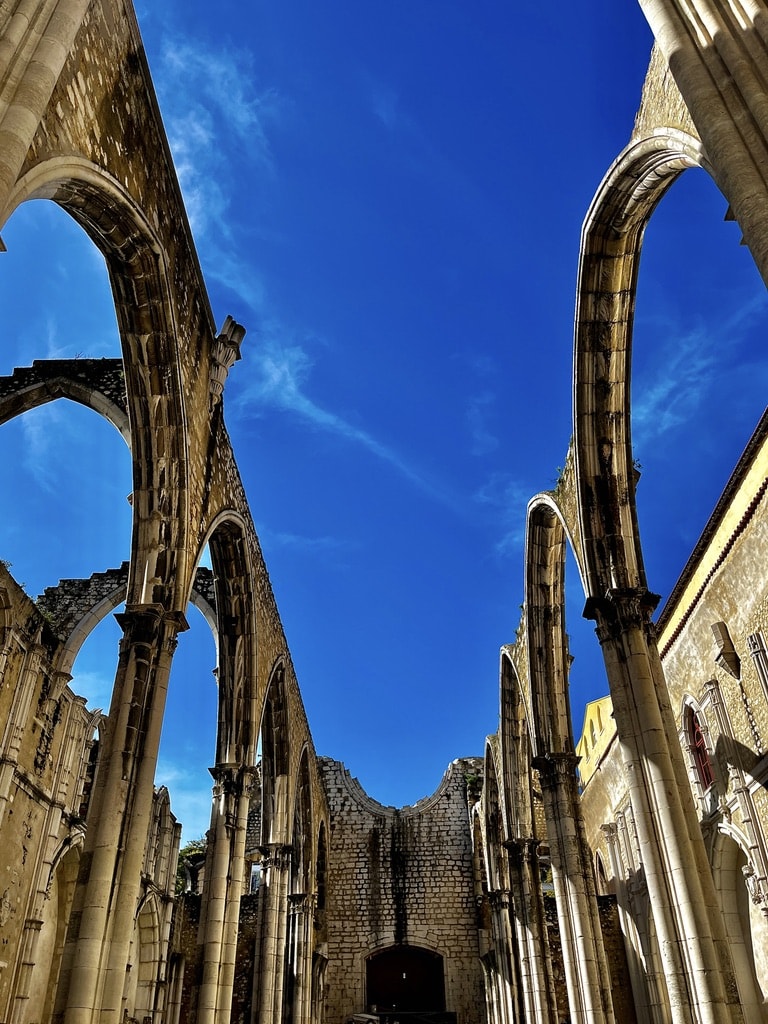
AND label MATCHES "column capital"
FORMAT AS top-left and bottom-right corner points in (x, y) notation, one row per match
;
(531, 751), (579, 787)
(288, 892), (315, 914)
(600, 822), (619, 843)
(488, 888), (511, 910)
(503, 836), (539, 867)
(115, 604), (189, 648)
(258, 844), (292, 871)
(209, 762), (259, 799)
(583, 587), (660, 643)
